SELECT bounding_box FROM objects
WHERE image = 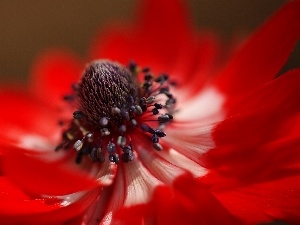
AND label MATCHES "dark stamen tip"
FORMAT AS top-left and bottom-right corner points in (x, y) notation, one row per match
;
(142, 67), (150, 73)
(155, 130), (166, 137)
(74, 139), (83, 151)
(111, 107), (121, 115)
(158, 114), (173, 123)
(121, 151), (134, 162)
(154, 103), (163, 109)
(151, 134), (159, 143)
(153, 143), (163, 151)
(141, 124), (155, 134)
(129, 61), (137, 73)
(73, 111), (83, 119)
(152, 108), (159, 115)
(146, 96), (155, 104)
(117, 136), (127, 147)
(90, 147), (105, 162)
(109, 153), (120, 164)
(99, 117), (109, 127)
(107, 142), (116, 153)
(119, 125), (127, 133)
(63, 95), (75, 101)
